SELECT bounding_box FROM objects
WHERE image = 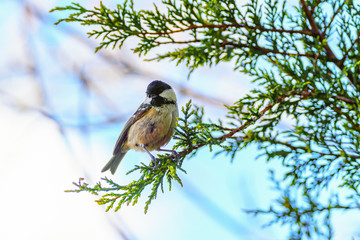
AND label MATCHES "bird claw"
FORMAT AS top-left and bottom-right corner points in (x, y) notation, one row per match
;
(148, 150), (180, 169)
(150, 156), (158, 169)
(170, 150), (180, 162)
